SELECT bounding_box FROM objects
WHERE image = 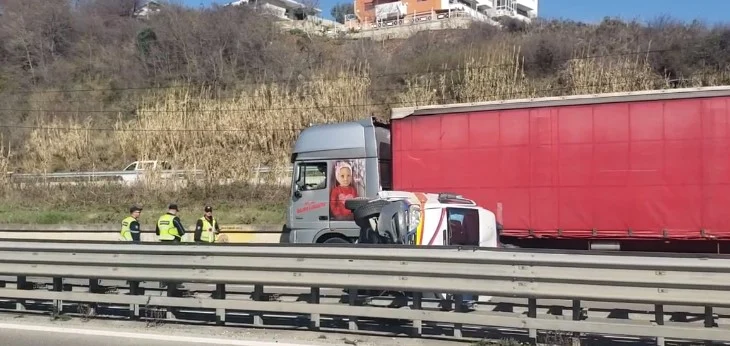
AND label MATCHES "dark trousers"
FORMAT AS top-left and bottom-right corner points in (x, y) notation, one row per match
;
(159, 238), (181, 288)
